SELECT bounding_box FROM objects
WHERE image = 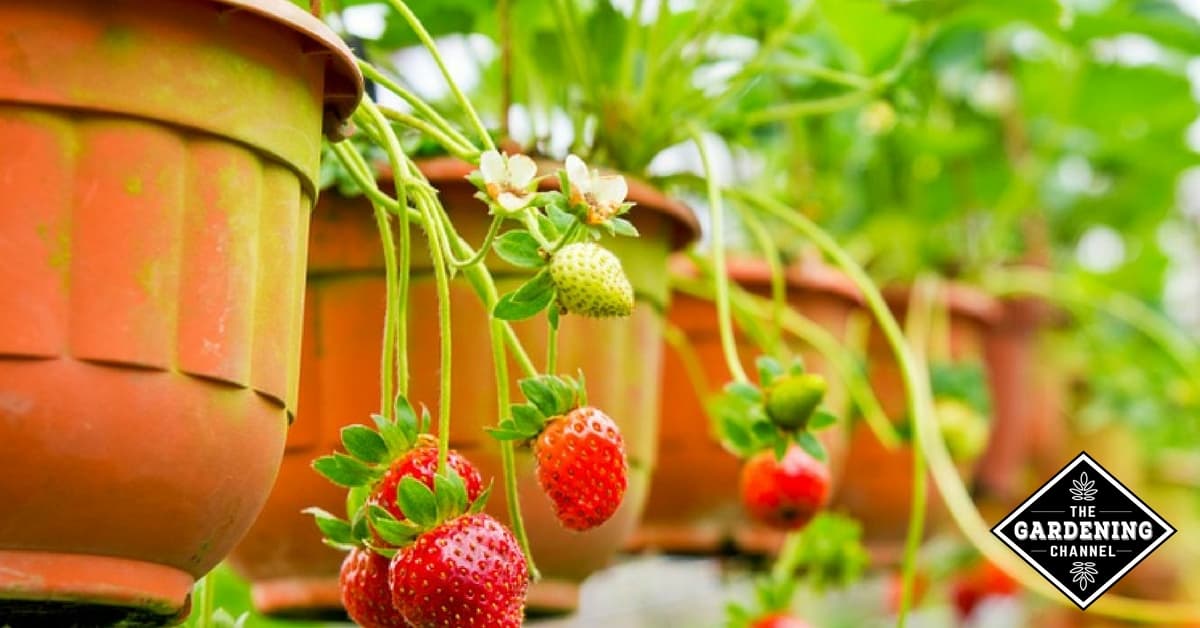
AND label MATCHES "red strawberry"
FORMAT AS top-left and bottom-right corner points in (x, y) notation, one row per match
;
(740, 445), (830, 530)
(951, 559), (1019, 619)
(367, 444), (484, 525)
(750, 613), (811, 628)
(534, 406), (628, 530)
(339, 547), (405, 628)
(389, 513), (528, 628)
